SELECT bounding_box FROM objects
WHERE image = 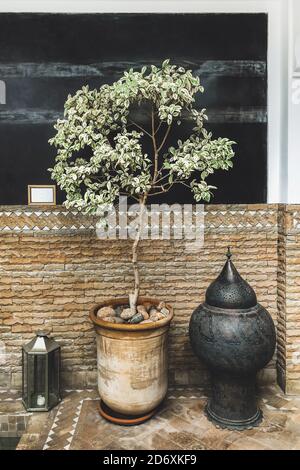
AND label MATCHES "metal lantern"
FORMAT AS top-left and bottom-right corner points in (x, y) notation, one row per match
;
(189, 248), (276, 430)
(22, 332), (61, 411)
